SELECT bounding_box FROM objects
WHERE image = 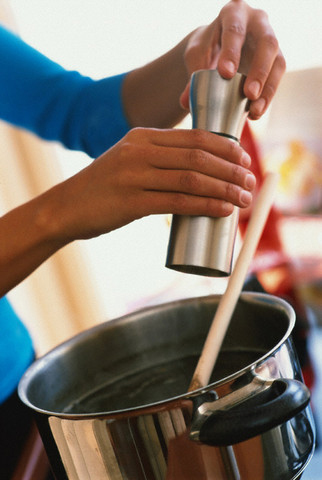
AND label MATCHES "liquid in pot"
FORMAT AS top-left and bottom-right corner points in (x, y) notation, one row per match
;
(63, 348), (264, 414)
